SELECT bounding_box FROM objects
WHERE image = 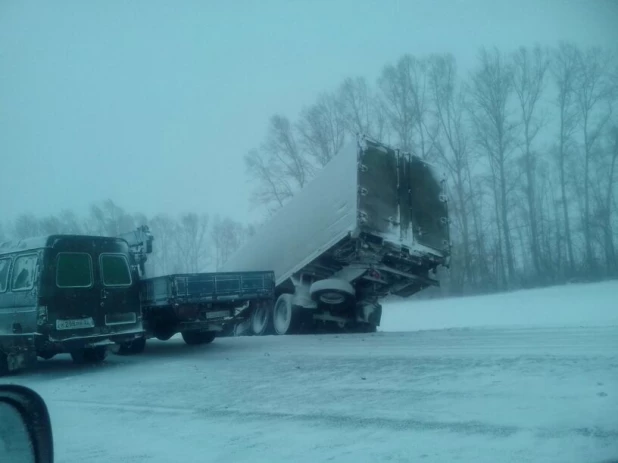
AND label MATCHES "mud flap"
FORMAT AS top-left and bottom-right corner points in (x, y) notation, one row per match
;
(356, 302), (382, 326)
(7, 349), (37, 372)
